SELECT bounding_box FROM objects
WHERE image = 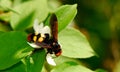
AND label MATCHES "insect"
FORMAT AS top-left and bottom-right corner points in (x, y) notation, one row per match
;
(27, 14), (62, 66)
